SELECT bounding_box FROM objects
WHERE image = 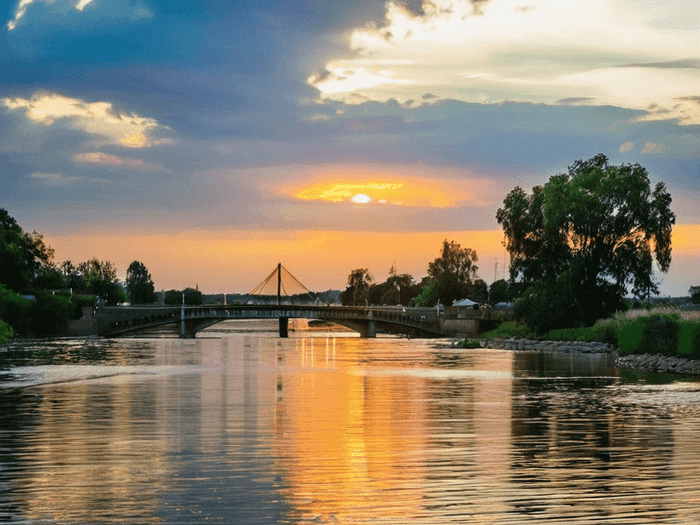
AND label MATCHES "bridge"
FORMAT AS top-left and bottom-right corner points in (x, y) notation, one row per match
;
(90, 304), (445, 338)
(68, 263), (486, 338)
